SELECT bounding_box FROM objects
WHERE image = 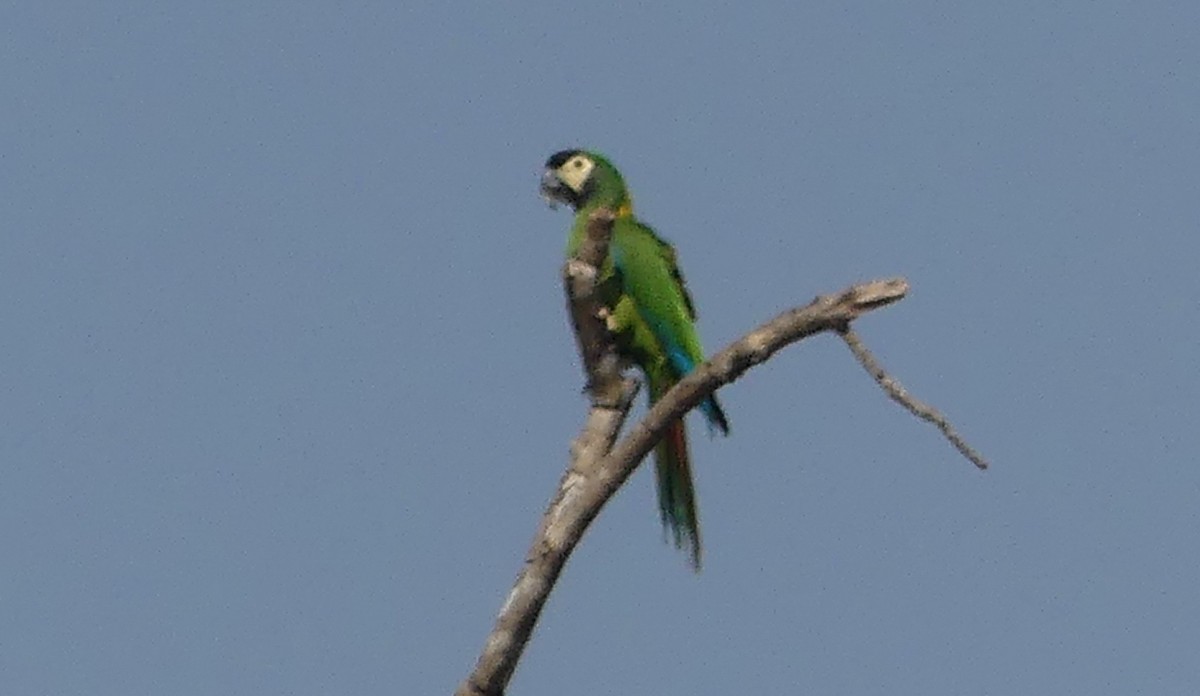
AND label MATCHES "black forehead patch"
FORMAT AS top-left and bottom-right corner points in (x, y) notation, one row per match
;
(545, 149), (584, 168)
